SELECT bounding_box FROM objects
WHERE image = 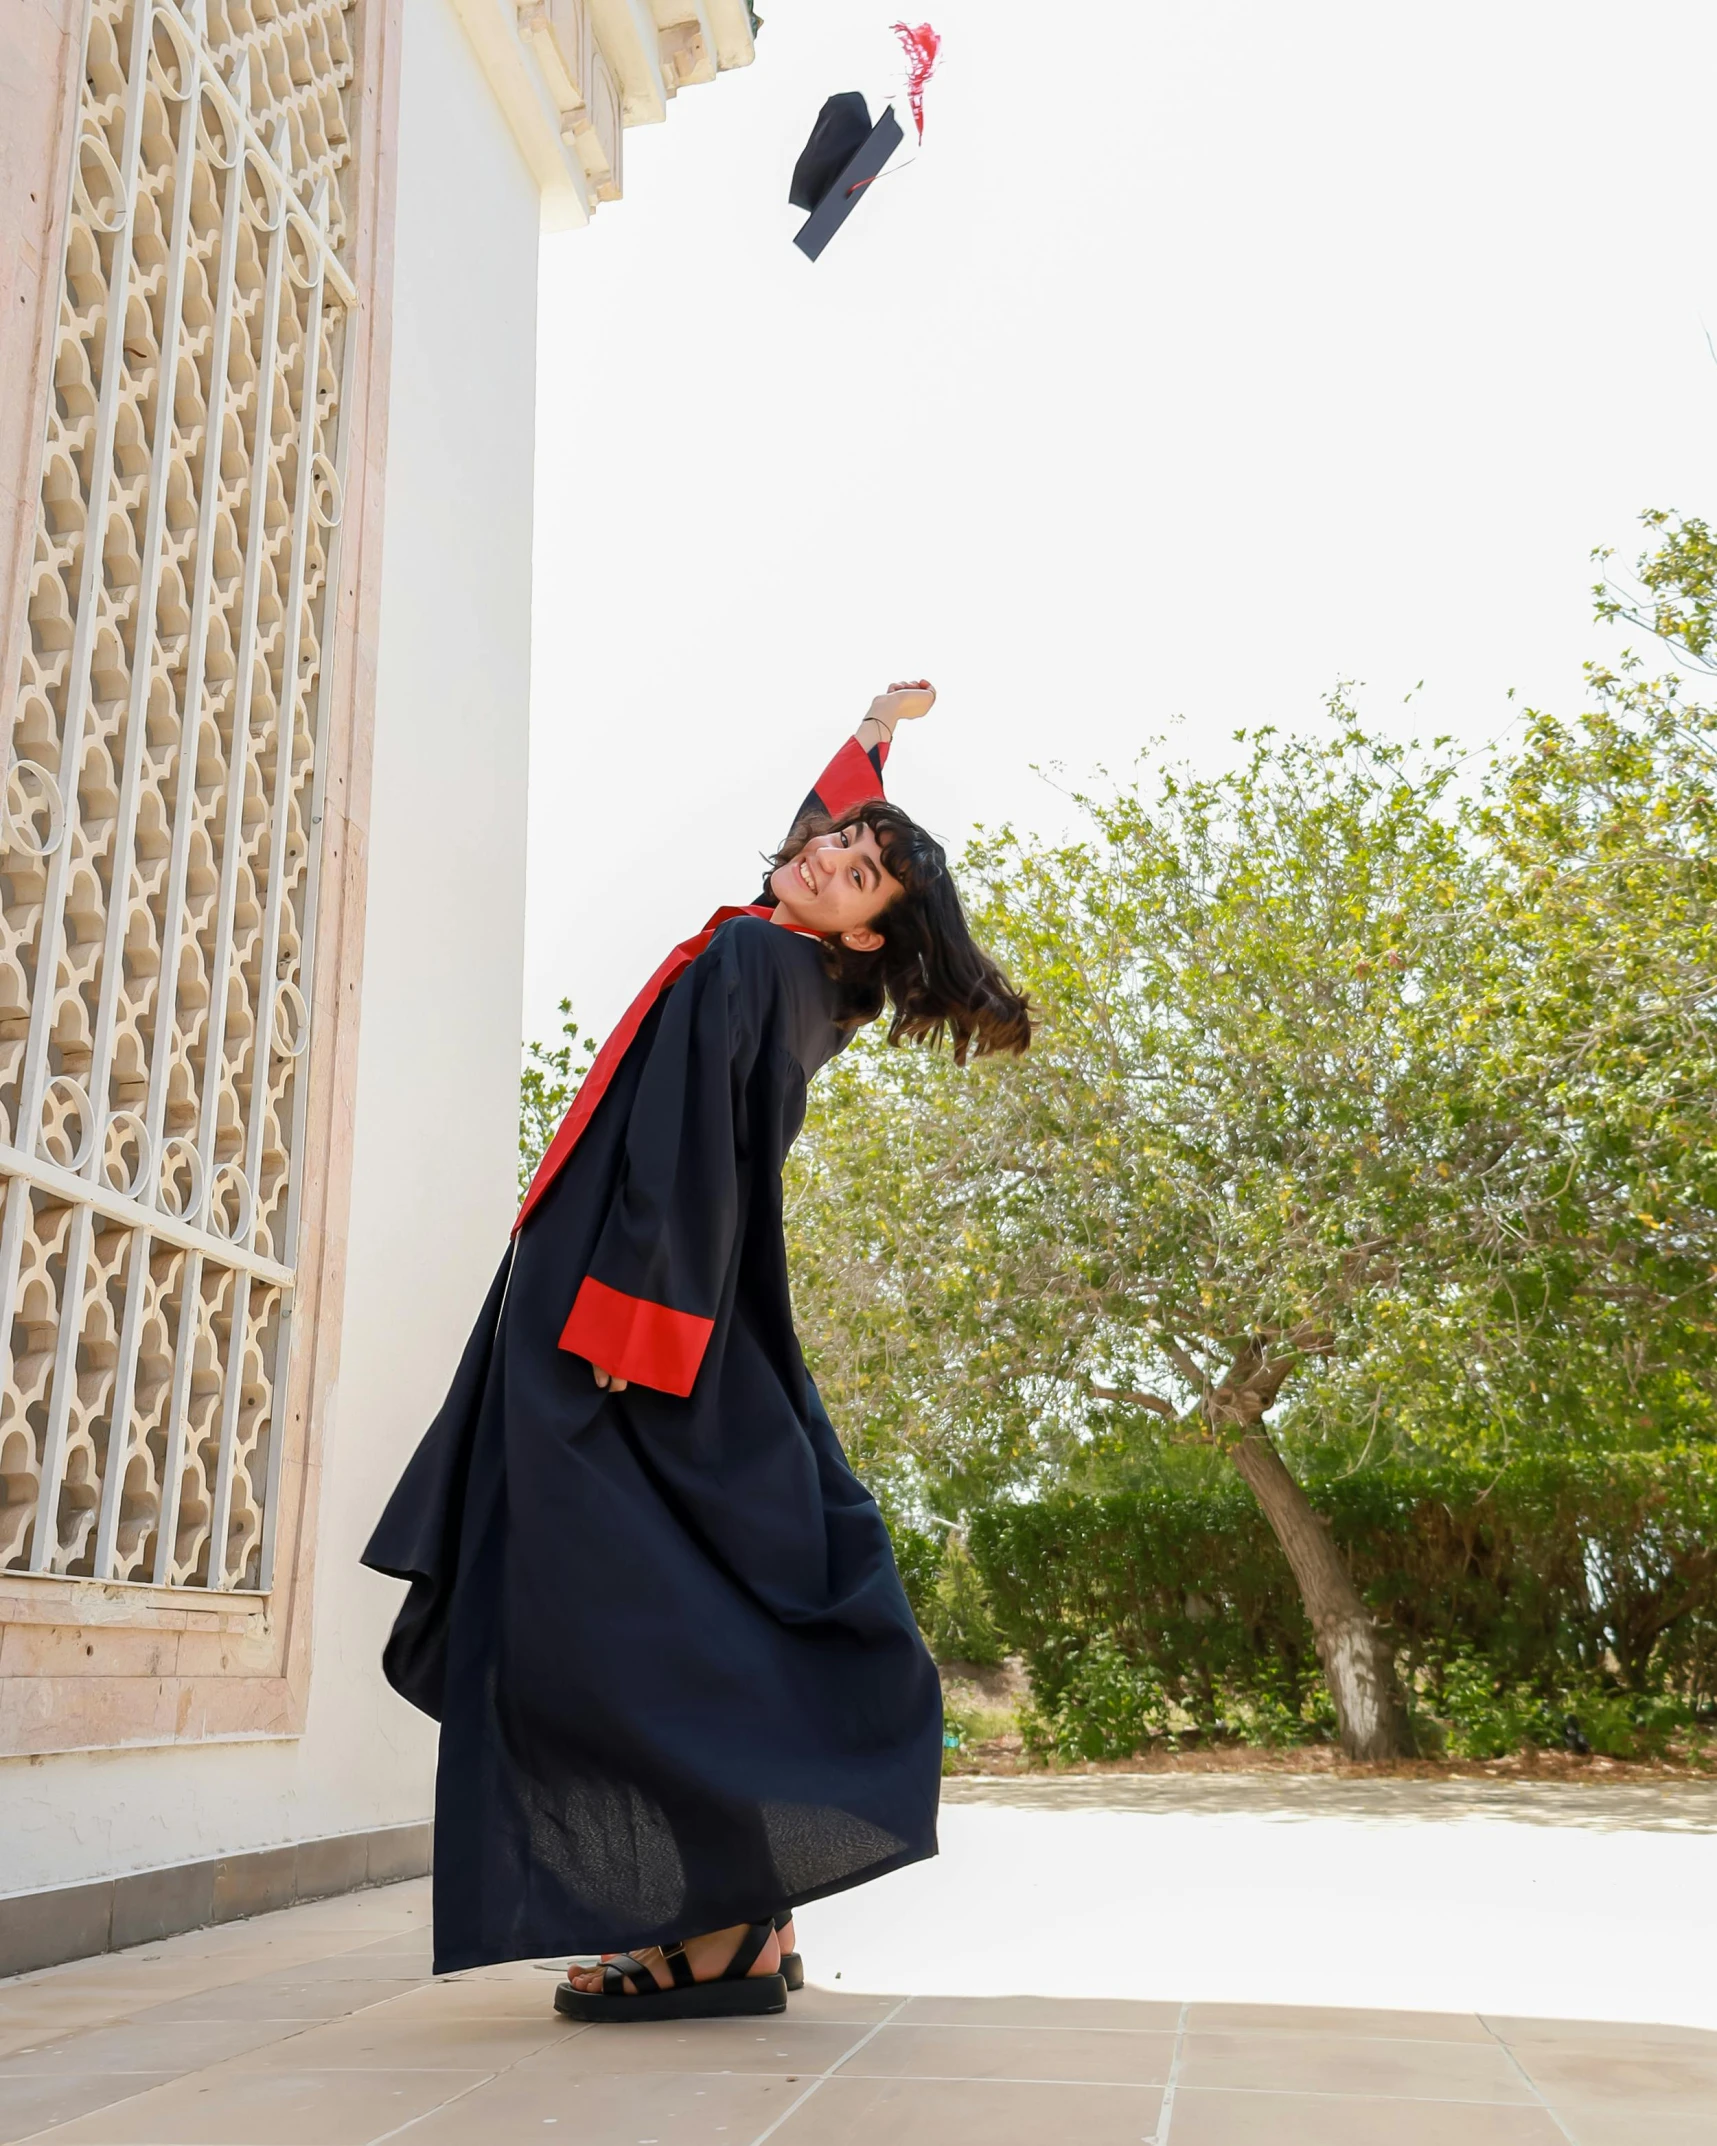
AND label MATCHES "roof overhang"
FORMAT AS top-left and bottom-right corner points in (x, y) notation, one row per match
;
(451, 0), (755, 232)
